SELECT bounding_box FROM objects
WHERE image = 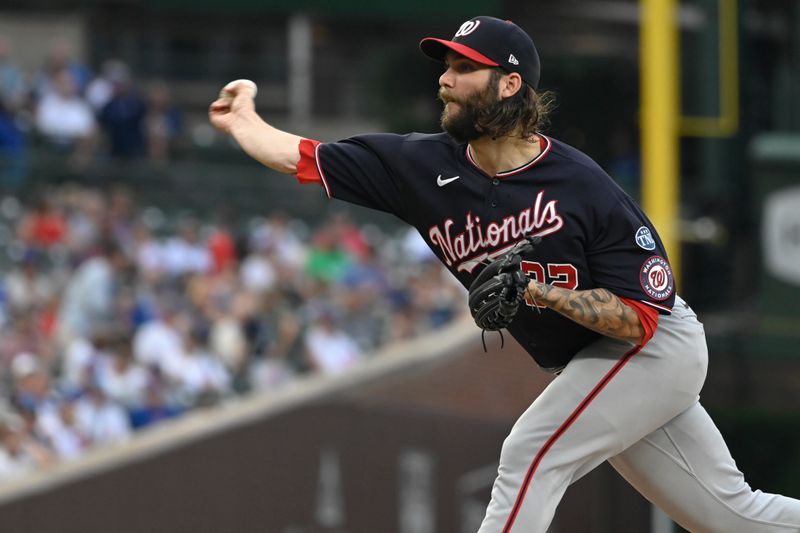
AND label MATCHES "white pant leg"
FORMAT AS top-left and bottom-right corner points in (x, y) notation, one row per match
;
(478, 308), (707, 533)
(477, 349), (629, 533)
(609, 402), (800, 533)
(479, 332), (703, 533)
